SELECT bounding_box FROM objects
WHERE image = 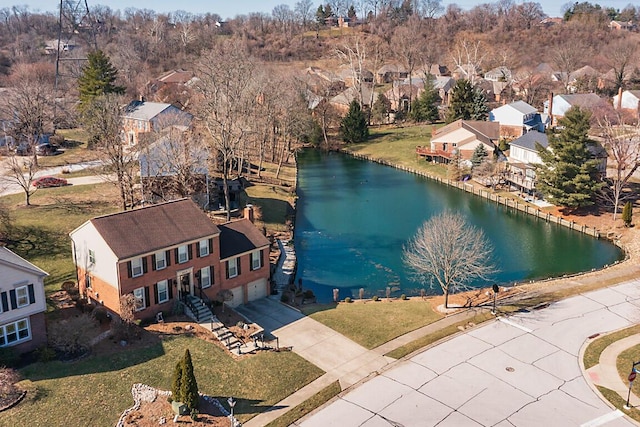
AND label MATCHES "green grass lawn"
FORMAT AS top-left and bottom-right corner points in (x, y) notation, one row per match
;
(302, 300), (443, 349)
(244, 184), (295, 233)
(1, 183), (120, 302)
(342, 124), (448, 178)
(1, 335), (322, 426)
